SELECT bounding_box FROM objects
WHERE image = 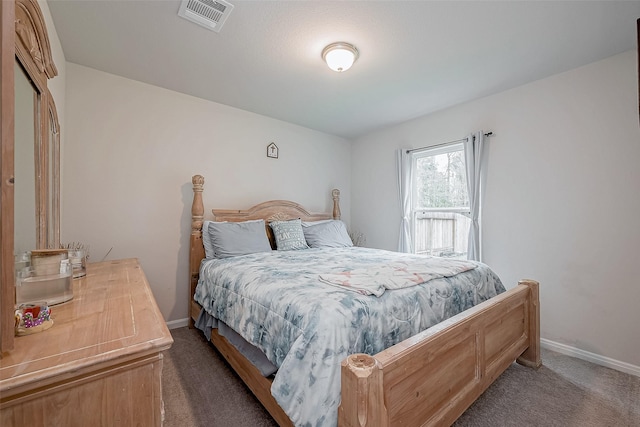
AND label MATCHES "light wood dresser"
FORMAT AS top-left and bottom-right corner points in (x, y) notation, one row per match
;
(0, 258), (174, 426)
